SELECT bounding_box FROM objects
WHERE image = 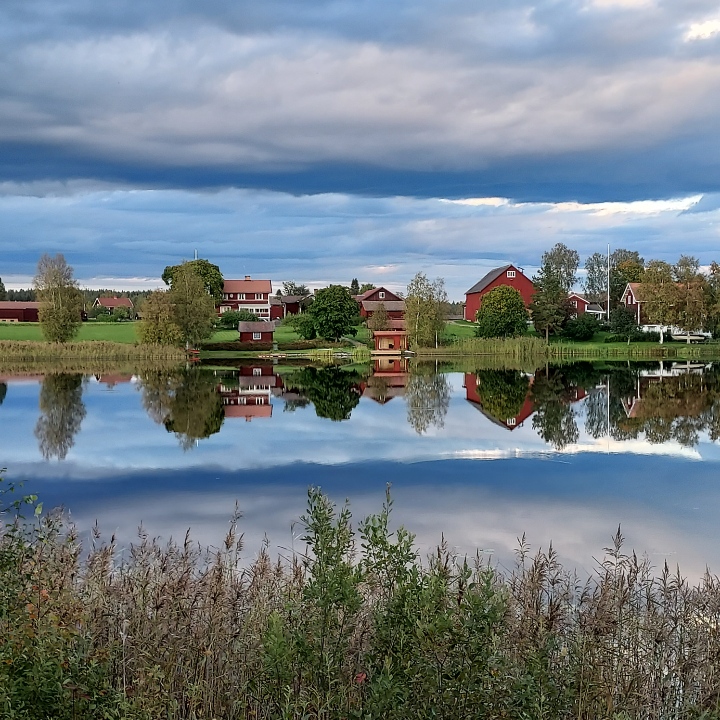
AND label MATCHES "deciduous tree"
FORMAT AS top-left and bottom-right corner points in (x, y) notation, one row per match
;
(673, 255), (707, 340)
(367, 302), (390, 331)
(540, 243), (579, 294)
(137, 291), (182, 345)
(282, 281), (311, 297)
(307, 285), (358, 341)
(33, 253), (83, 343)
(405, 272), (447, 347)
(34, 373), (86, 460)
(405, 368), (450, 434)
(642, 260), (679, 343)
(474, 285), (527, 338)
(162, 259), (224, 304)
(168, 262), (217, 347)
